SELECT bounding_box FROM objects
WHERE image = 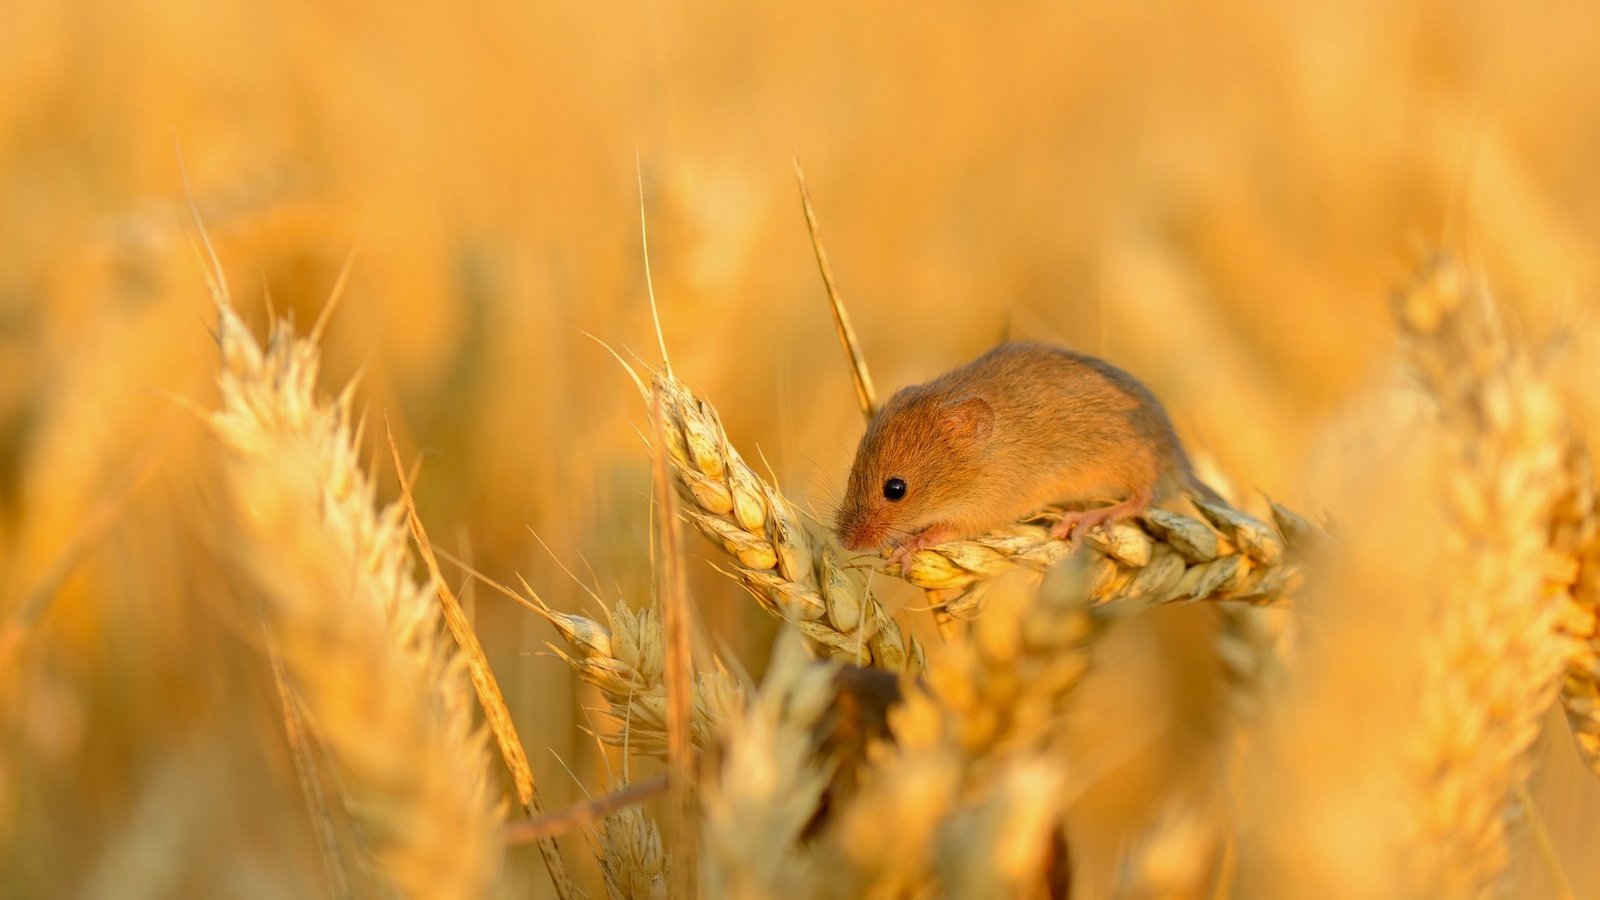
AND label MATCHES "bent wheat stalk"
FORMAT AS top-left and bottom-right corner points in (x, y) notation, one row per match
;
(898, 500), (1317, 616)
